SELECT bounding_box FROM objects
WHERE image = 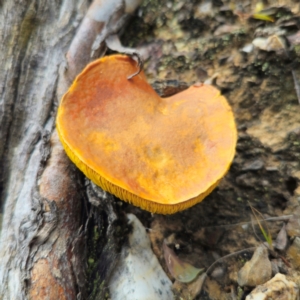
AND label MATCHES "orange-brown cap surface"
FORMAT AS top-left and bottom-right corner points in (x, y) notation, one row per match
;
(56, 55), (237, 214)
